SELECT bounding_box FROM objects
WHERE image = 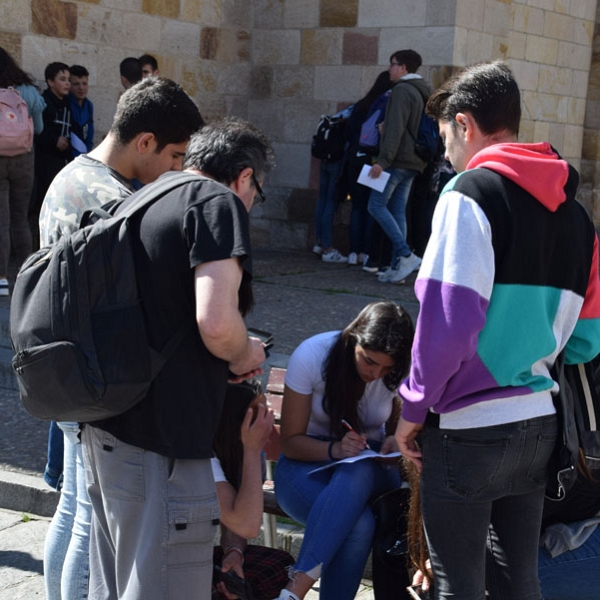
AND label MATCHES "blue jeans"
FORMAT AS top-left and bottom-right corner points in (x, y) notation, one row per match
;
(44, 422), (91, 600)
(274, 452), (402, 600)
(538, 526), (600, 600)
(419, 415), (557, 600)
(315, 159), (342, 249)
(368, 167), (417, 268)
(44, 421), (64, 490)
